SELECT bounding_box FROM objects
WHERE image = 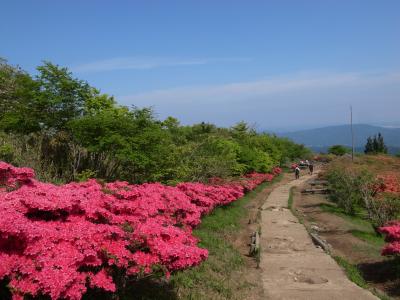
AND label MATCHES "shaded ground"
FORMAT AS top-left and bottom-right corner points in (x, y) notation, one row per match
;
(293, 181), (400, 299)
